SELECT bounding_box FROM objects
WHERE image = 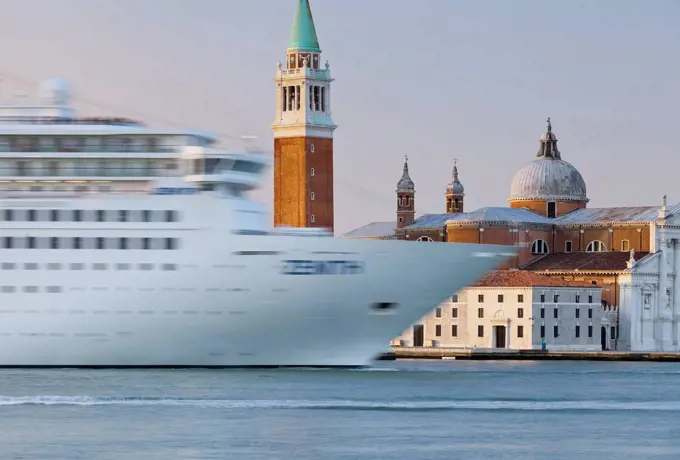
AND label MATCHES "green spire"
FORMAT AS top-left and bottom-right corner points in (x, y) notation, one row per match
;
(288, 0), (321, 52)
